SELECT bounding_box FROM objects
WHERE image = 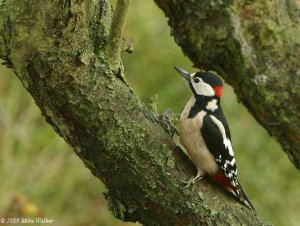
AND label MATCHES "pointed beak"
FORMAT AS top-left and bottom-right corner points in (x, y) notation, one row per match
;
(174, 66), (191, 81)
